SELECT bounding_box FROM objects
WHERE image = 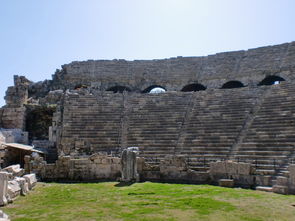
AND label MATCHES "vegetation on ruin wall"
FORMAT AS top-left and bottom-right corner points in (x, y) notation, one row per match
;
(25, 105), (56, 140)
(3, 182), (295, 221)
